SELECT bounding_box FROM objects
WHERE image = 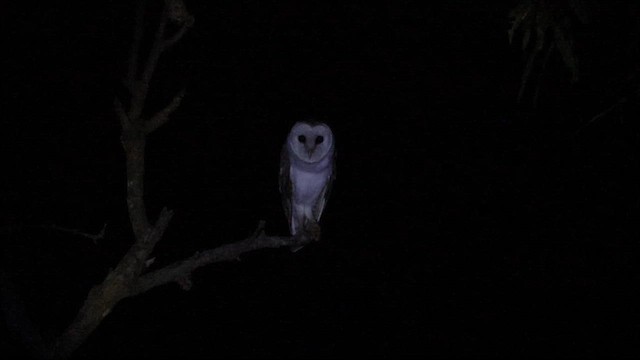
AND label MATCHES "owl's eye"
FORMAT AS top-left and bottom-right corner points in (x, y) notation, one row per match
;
(298, 135), (306, 143)
(315, 136), (324, 144)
